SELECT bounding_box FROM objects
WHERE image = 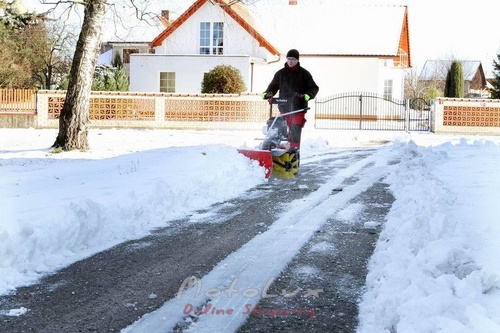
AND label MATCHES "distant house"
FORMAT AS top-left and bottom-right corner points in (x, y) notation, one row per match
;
(419, 60), (489, 97)
(99, 41), (151, 74)
(97, 10), (172, 76)
(128, 0), (412, 99)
